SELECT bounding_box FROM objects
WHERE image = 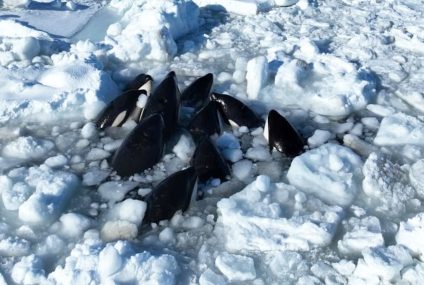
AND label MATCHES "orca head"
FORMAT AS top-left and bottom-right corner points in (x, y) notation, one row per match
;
(181, 73), (213, 110)
(124, 73), (153, 92)
(139, 72), (180, 140)
(267, 109), (304, 157)
(142, 166), (198, 224)
(111, 113), (165, 177)
(95, 89), (144, 130)
(188, 101), (221, 140)
(191, 136), (231, 182)
(211, 92), (263, 129)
